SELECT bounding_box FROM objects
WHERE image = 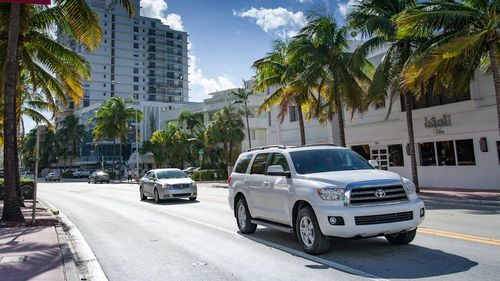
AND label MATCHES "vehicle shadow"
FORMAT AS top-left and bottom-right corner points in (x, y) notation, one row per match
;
(240, 228), (478, 279)
(141, 198), (199, 206)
